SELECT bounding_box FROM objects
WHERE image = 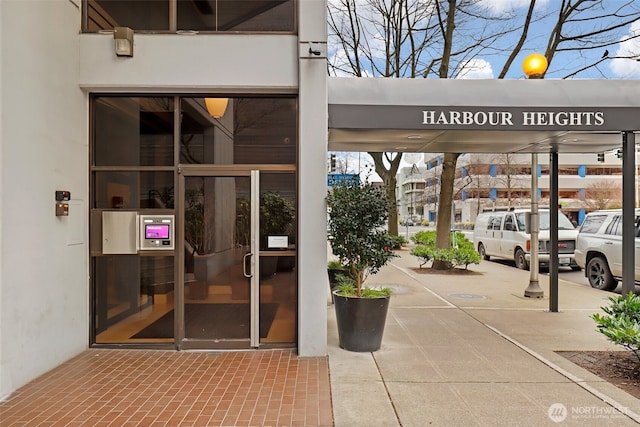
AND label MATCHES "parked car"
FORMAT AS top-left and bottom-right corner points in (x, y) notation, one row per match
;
(573, 209), (640, 291)
(473, 208), (580, 270)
